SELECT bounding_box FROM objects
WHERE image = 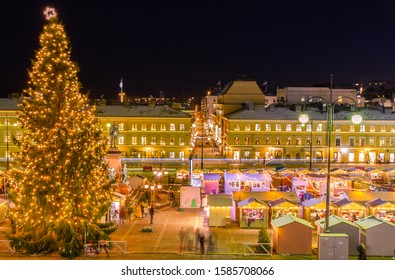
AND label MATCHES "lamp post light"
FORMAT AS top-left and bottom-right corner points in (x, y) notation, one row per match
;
(298, 75), (362, 232)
